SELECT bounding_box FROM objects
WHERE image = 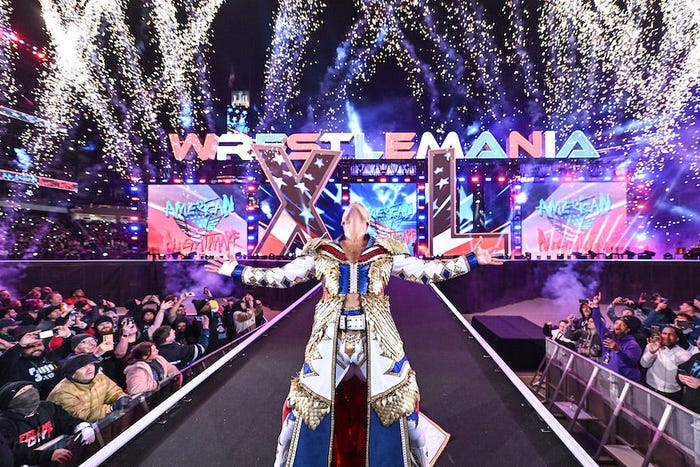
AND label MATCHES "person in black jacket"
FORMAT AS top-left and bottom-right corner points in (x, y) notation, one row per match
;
(0, 328), (71, 399)
(191, 298), (227, 353)
(0, 381), (95, 465)
(152, 321), (210, 370)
